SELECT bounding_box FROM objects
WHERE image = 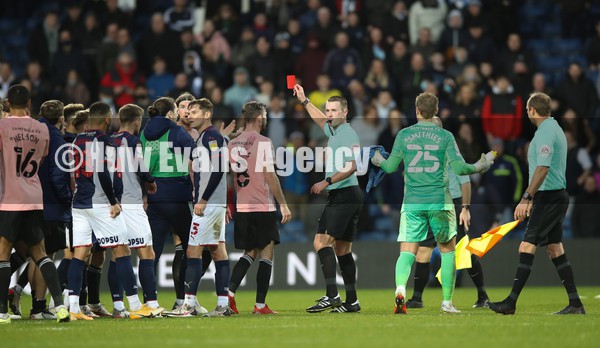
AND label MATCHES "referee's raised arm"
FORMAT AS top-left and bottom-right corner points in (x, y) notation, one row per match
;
(292, 84), (328, 129)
